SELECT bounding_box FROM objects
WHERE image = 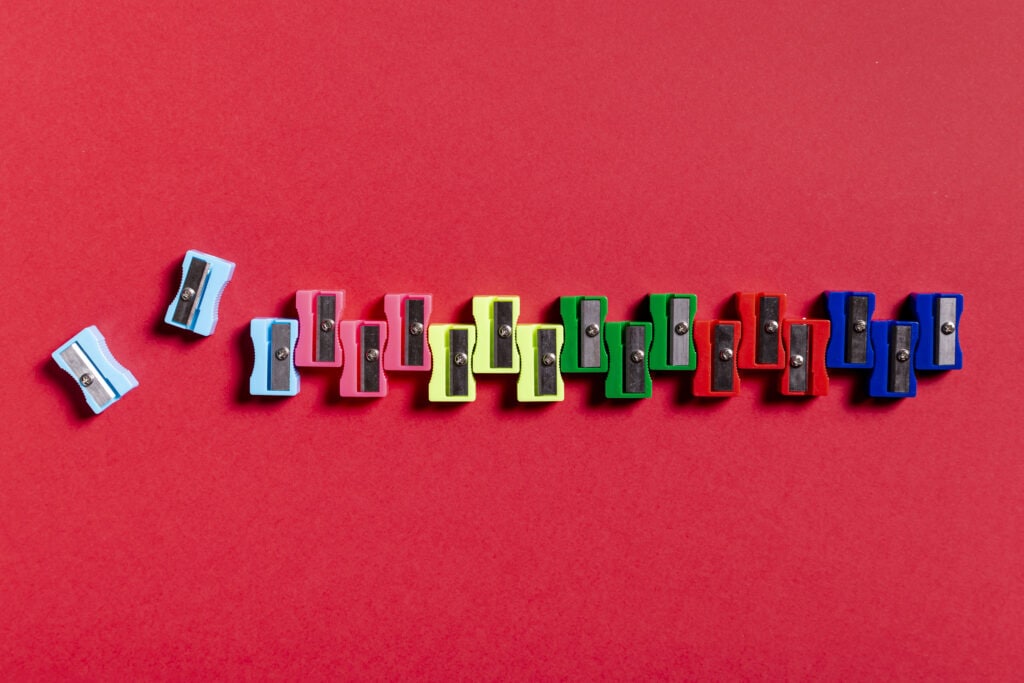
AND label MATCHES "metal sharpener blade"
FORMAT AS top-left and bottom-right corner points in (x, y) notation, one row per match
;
(171, 257), (210, 328)
(888, 324), (912, 393)
(668, 296), (690, 366)
(60, 343), (116, 408)
(845, 295), (869, 364)
(536, 328), (557, 396)
(788, 324), (809, 393)
(360, 324), (380, 393)
(404, 298), (425, 367)
(448, 328), (469, 396)
(712, 324), (735, 392)
(624, 324), (646, 393)
(493, 300), (513, 368)
(269, 323), (292, 391)
(756, 296), (780, 365)
(579, 299), (601, 368)
(315, 294), (336, 363)
(936, 297), (957, 366)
